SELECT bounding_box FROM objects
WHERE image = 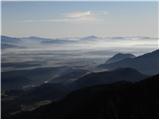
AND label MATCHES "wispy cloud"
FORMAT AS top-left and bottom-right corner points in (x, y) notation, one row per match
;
(22, 18), (97, 23)
(66, 11), (93, 18)
(22, 19), (70, 23)
(21, 10), (108, 23)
